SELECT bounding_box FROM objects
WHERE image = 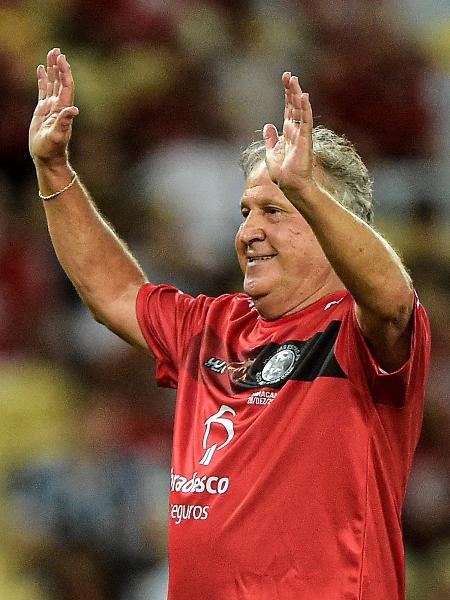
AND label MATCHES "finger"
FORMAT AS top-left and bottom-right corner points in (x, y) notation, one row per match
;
(282, 72), (291, 87)
(53, 51), (63, 97)
(300, 92), (313, 136)
(57, 53), (75, 106)
(284, 73), (302, 122)
(47, 47), (60, 67)
(35, 63), (52, 118)
(263, 123), (279, 150)
(46, 50), (56, 96)
(289, 76), (303, 122)
(290, 75), (303, 100)
(282, 72), (291, 121)
(53, 50), (65, 97)
(283, 92), (313, 144)
(46, 48), (60, 96)
(52, 65), (61, 97)
(37, 64), (47, 101)
(54, 106), (79, 131)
